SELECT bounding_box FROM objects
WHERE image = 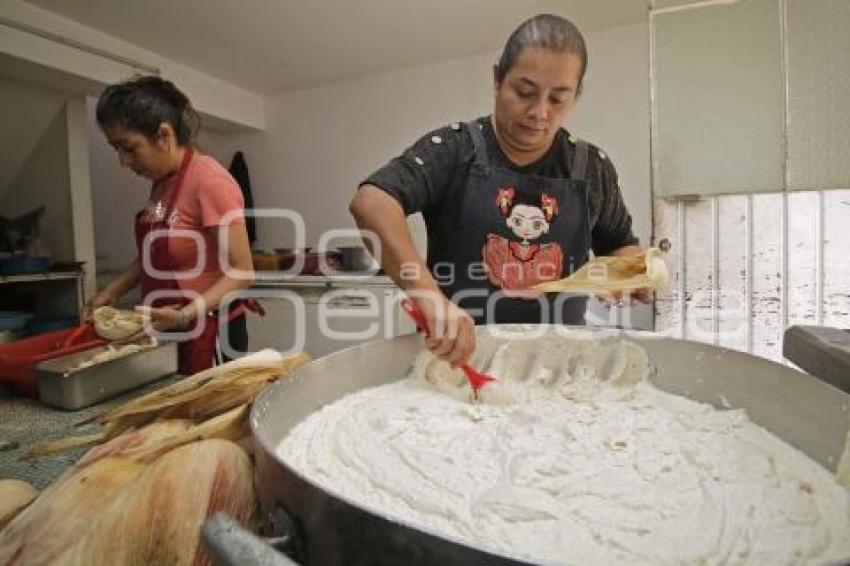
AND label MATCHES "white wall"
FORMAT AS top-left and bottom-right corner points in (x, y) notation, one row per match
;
(569, 22), (651, 245)
(231, 50), (494, 252)
(66, 97), (96, 295)
(231, 22), (652, 252)
(1, 102), (73, 260)
(0, 105), (96, 322)
(85, 96), (148, 275)
(0, 75), (66, 197)
(1, 0), (264, 131)
(0, 74), (97, 292)
(2, 0), (265, 297)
